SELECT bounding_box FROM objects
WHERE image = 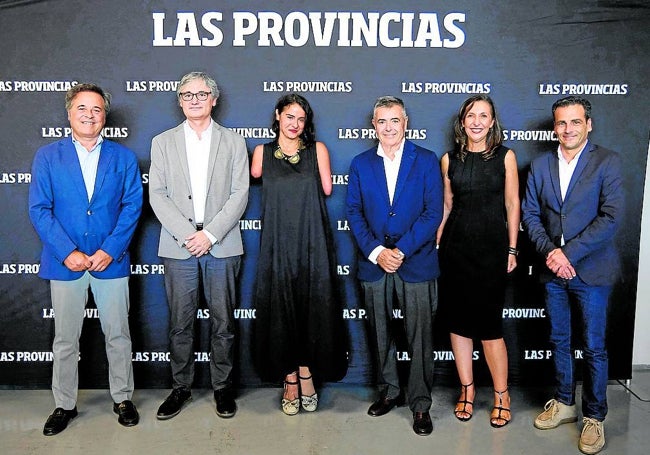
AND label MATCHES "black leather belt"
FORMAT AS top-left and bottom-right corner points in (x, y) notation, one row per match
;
(196, 223), (203, 231)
